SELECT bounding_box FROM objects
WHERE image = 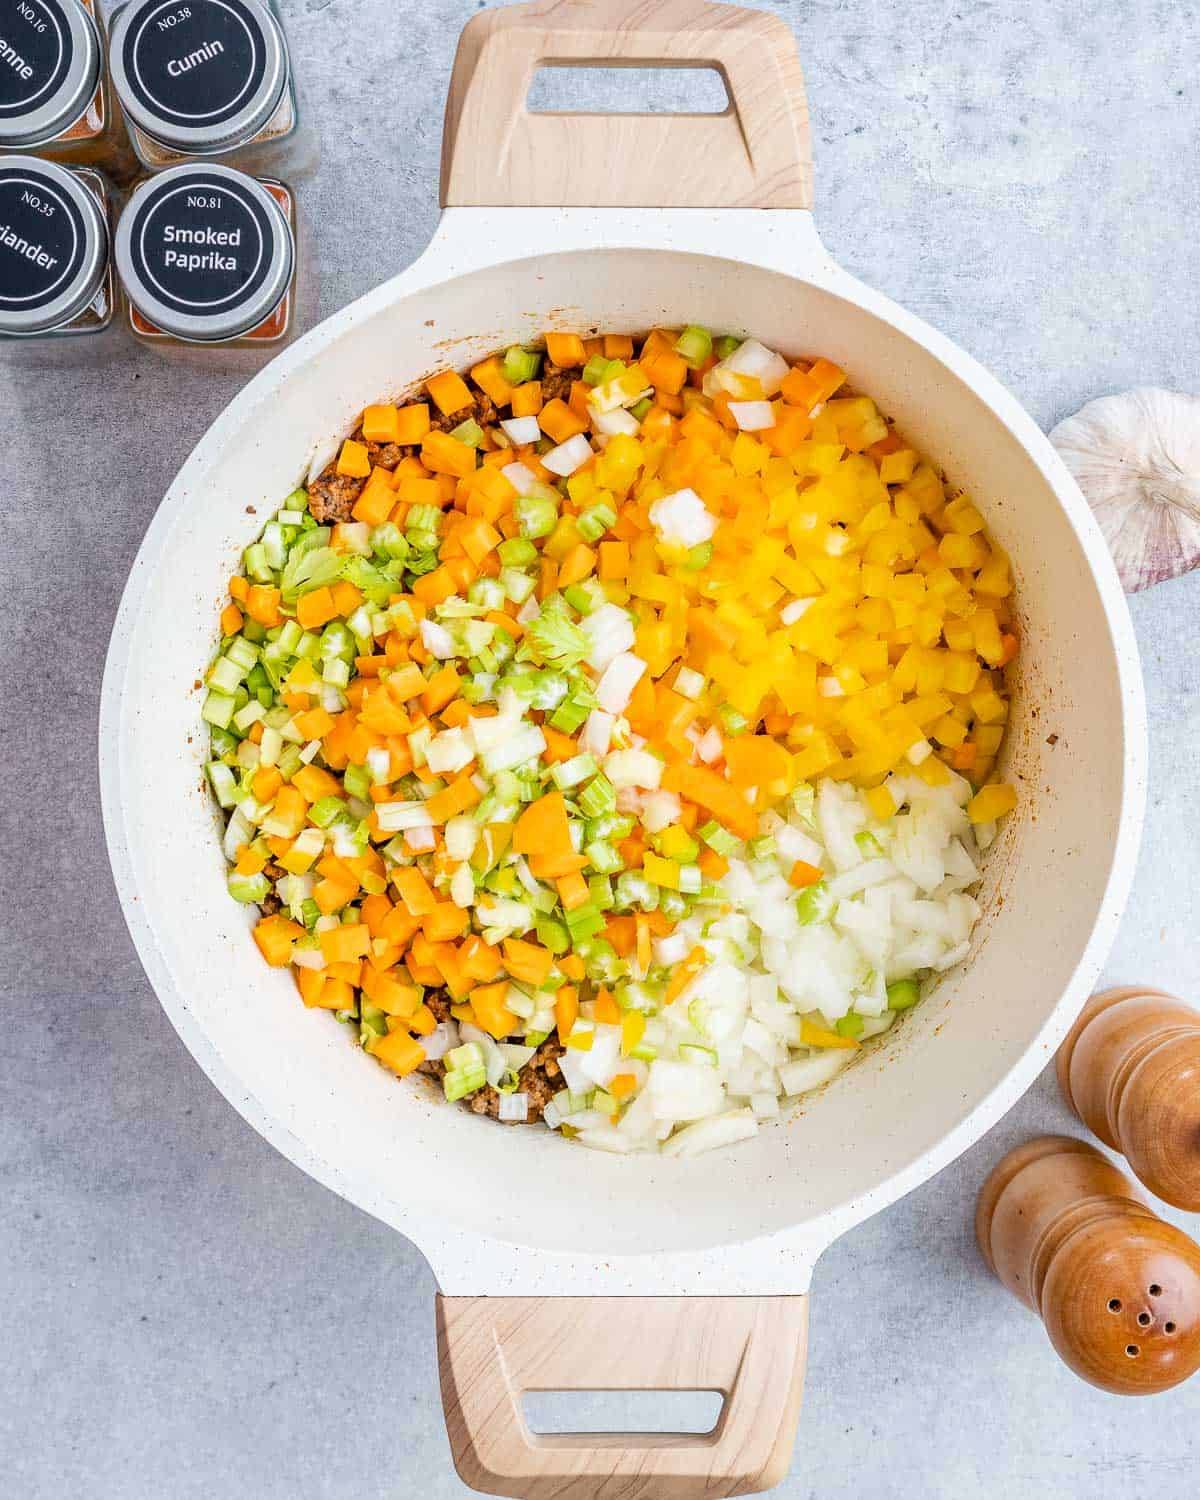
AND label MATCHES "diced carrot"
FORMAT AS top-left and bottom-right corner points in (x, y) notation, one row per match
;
(470, 356), (516, 407)
(424, 773), (480, 822)
(394, 867), (436, 916)
(421, 664), (461, 715)
(228, 574), (249, 603)
(319, 923), (372, 964)
(610, 1073), (637, 1101)
(593, 988), (621, 1025)
(251, 766), (282, 804)
(539, 398), (587, 444)
(220, 602), (243, 636)
(502, 937), (555, 986)
(351, 468), (396, 525)
(293, 705), (335, 740)
(422, 902), (470, 942)
(555, 984), (579, 1043)
(559, 953), (586, 982)
(557, 543), (596, 587)
(556, 872), (590, 911)
(425, 369), (473, 416)
(788, 860), (823, 888)
(599, 540), (630, 579)
(394, 403), (431, 444)
(545, 332), (586, 367)
(408, 1005), (438, 1037)
(511, 381), (543, 417)
(421, 430), (477, 479)
(698, 846), (729, 881)
(370, 1030), (426, 1076)
(541, 727), (579, 764)
(336, 438), (371, 478)
(512, 790), (572, 856)
(252, 914), (303, 966)
(295, 967), (329, 1008)
(361, 403), (401, 443)
(603, 333), (634, 359)
(244, 584), (281, 627)
(470, 981), (518, 1039)
(661, 763), (758, 840)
